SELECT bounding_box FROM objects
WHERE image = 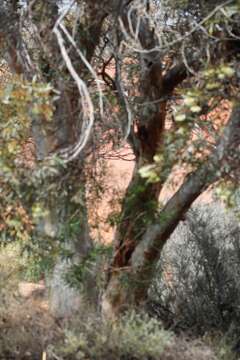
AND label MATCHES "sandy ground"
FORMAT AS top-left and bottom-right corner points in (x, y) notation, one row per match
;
(91, 144), (213, 243)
